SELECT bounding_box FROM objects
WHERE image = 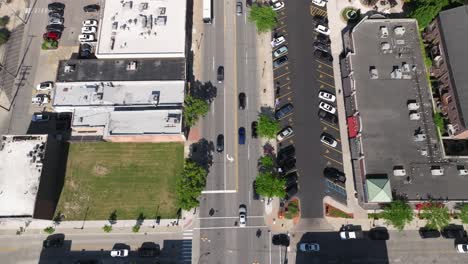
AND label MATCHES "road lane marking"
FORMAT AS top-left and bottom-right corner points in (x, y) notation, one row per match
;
(321, 121), (339, 131)
(269, 232), (272, 264)
(202, 190), (237, 194)
(274, 72), (290, 80)
(198, 216), (263, 220)
(247, 144), (250, 160)
(212, 56), (215, 71)
(322, 154), (343, 165)
(317, 79), (335, 88)
(277, 91), (292, 100)
(316, 60), (333, 68)
(194, 225), (268, 230)
(317, 69), (334, 78)
(246, 51), (248, 65)
(323, 144), (343, 154)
